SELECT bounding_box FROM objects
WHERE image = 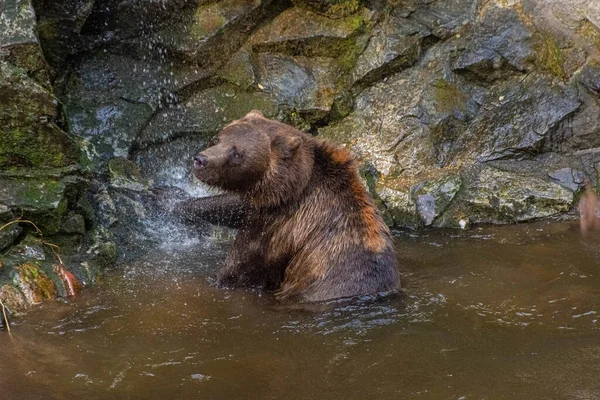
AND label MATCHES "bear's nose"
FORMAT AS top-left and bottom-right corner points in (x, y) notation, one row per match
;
(194, 154), (208, 169)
